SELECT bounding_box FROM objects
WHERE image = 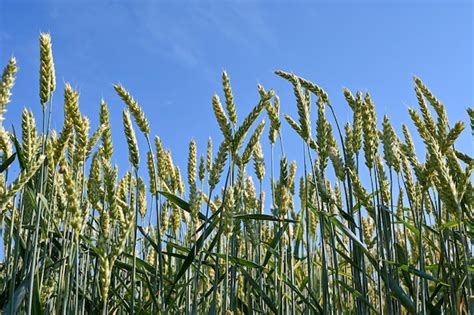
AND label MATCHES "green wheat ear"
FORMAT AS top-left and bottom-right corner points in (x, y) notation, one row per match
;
(212, 94), (233, 143)
(252, 141), (265, 181)
(39, 32), (55, 107)
(222, 70), (237, 127)
(466, 108), (474, 136)
(240, 120), (265, 166)
(209, 139), (228, 189)
(123, 109), (140, 169)
(115, 84), (150, 135)
(100, 99), (114, 160)
(0, 154), (45, 213)
(0, 57), (17, 124)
